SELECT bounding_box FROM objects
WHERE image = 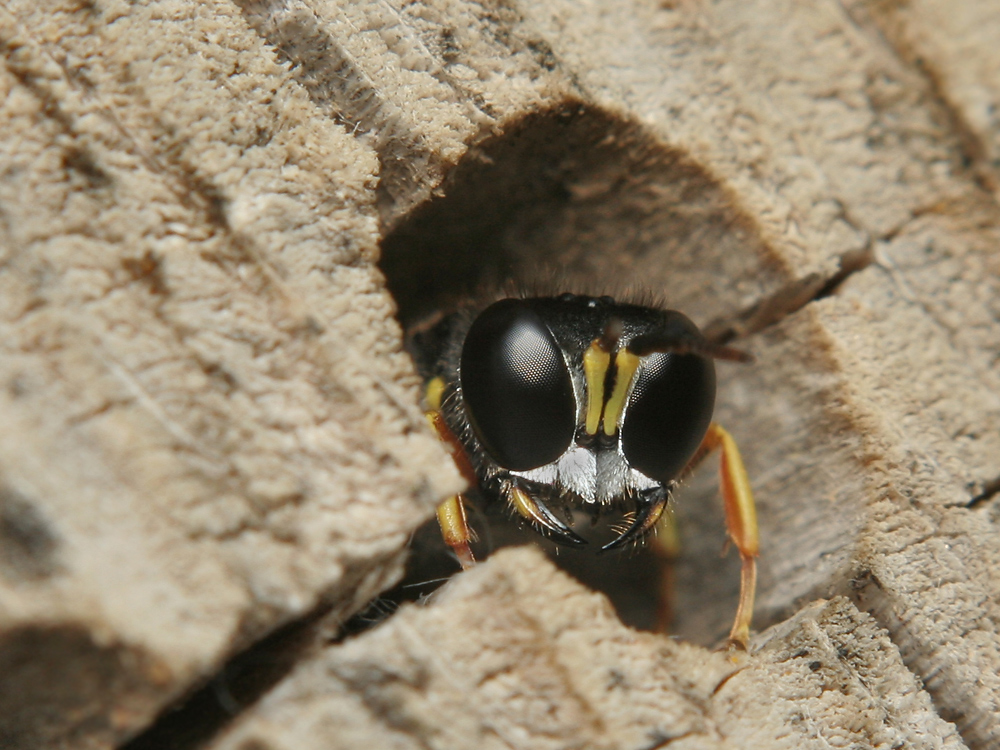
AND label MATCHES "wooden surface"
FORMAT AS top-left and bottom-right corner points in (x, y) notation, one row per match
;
(211, 547), (965, 750)
(1, 1), (999, 748)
